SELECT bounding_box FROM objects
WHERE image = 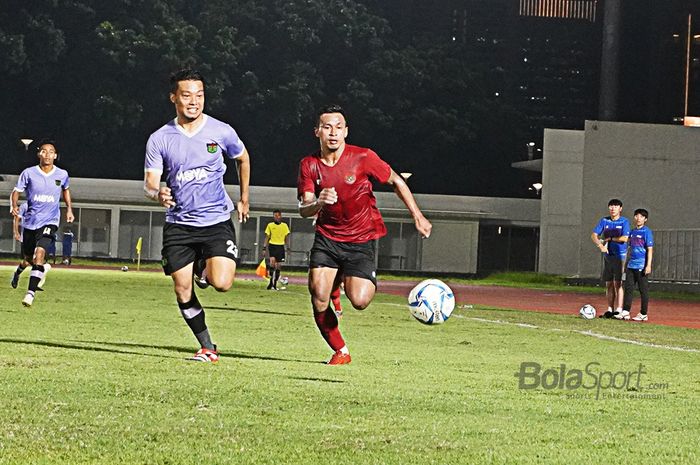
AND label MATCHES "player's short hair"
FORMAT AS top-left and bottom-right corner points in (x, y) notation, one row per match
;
(36, 139), (58, 153)
(316, 104), (347, 126)
(608, 198), (623, 207)
(273, 209), (282, 215)
(170, 68), (206, 94)
(634, 208), (649, 218)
